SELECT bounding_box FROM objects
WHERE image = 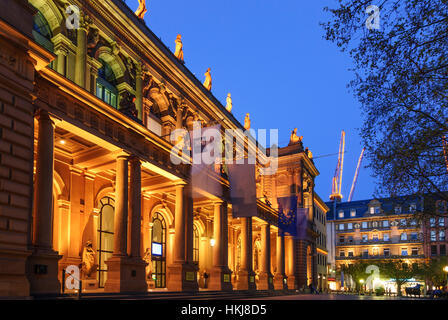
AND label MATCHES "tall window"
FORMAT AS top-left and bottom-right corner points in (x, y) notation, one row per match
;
(338, 210), (344, 218)
(350, 209), (356, 217)
(440, 231), (446, 241)
(431, 231), (437, 242)
(439, 218), (445, 227)
(97, 197), (115, 288)
(400, 233), (408, 241)
(430, 218), (436, 227)
(383, 248), (390, 257)
(383, 220), (389, 228)
(97, 59), (118, 108)
(151, 213), (166, 288)
(193, 224), (199, 264)
(383, 233), (390, 242)
(362, 221), (368, 229)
